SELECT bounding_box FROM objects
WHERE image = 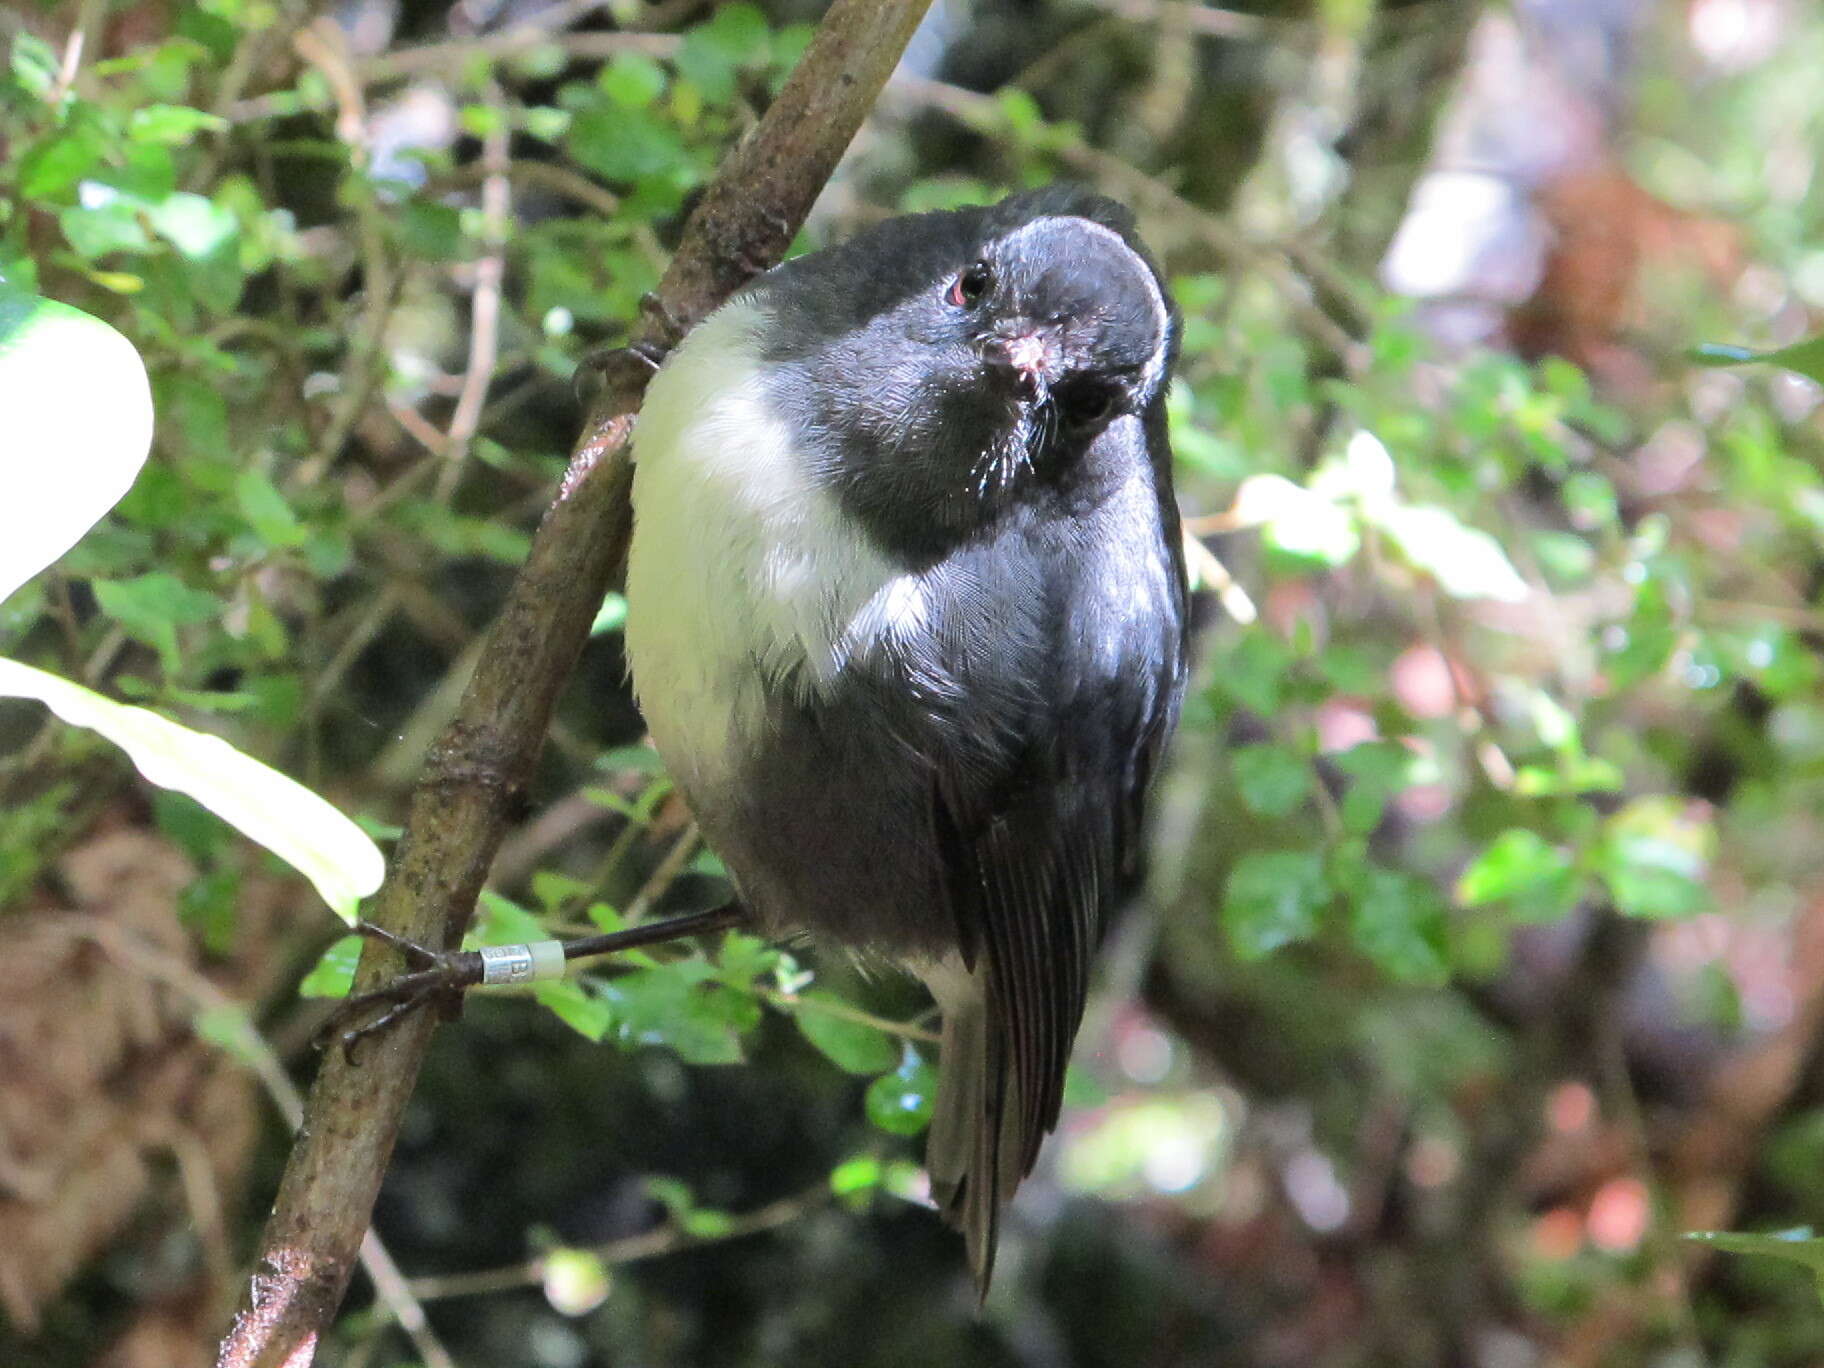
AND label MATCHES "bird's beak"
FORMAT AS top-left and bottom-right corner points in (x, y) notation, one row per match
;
(984, 327), (1058, 402)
